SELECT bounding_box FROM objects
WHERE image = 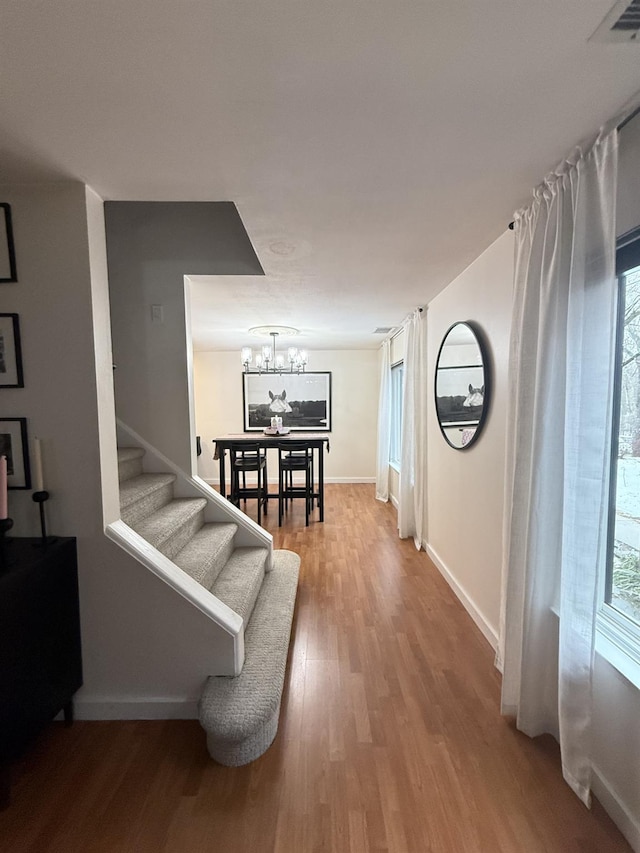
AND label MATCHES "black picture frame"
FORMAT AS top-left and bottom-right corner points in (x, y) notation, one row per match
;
(0, 417), (31, 489)
(0, 314), (24, 388)
(0, 204), (18, 283)
(242, 371), (332, 432)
